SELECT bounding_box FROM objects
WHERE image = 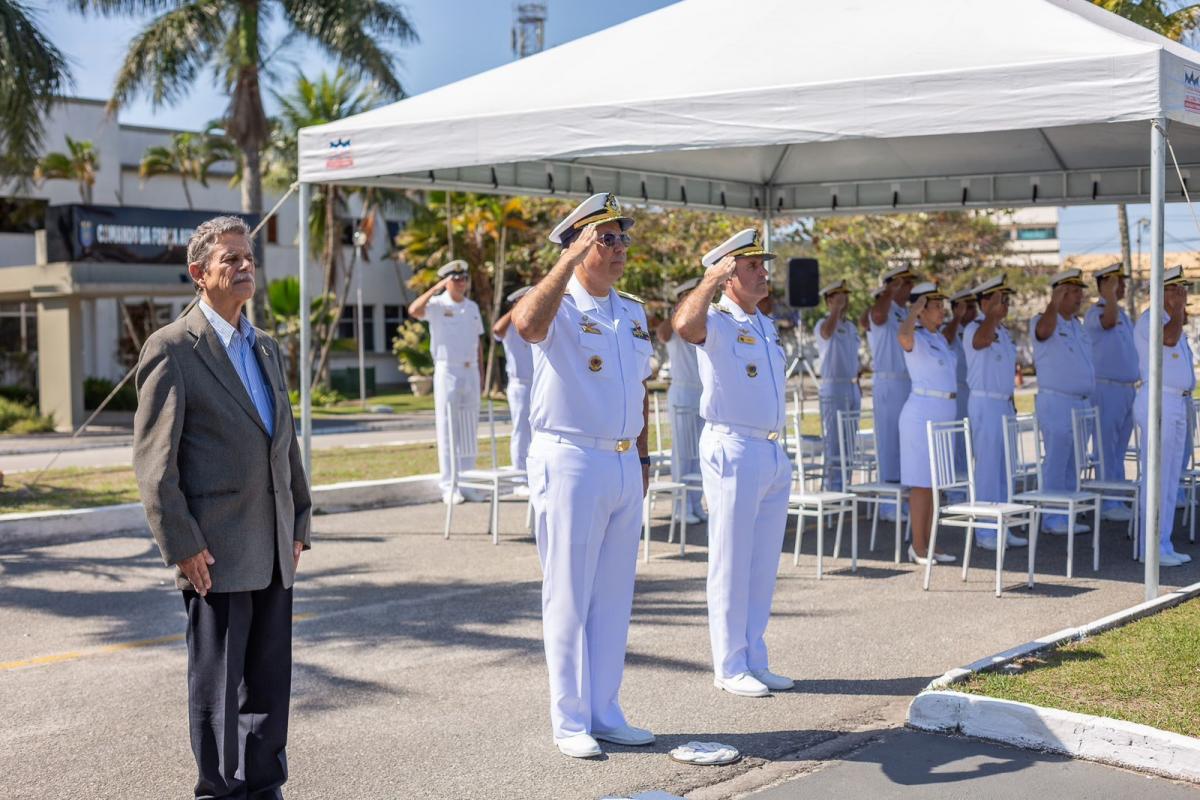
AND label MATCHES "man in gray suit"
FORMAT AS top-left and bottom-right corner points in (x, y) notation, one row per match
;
(134, 215), (311, 800)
